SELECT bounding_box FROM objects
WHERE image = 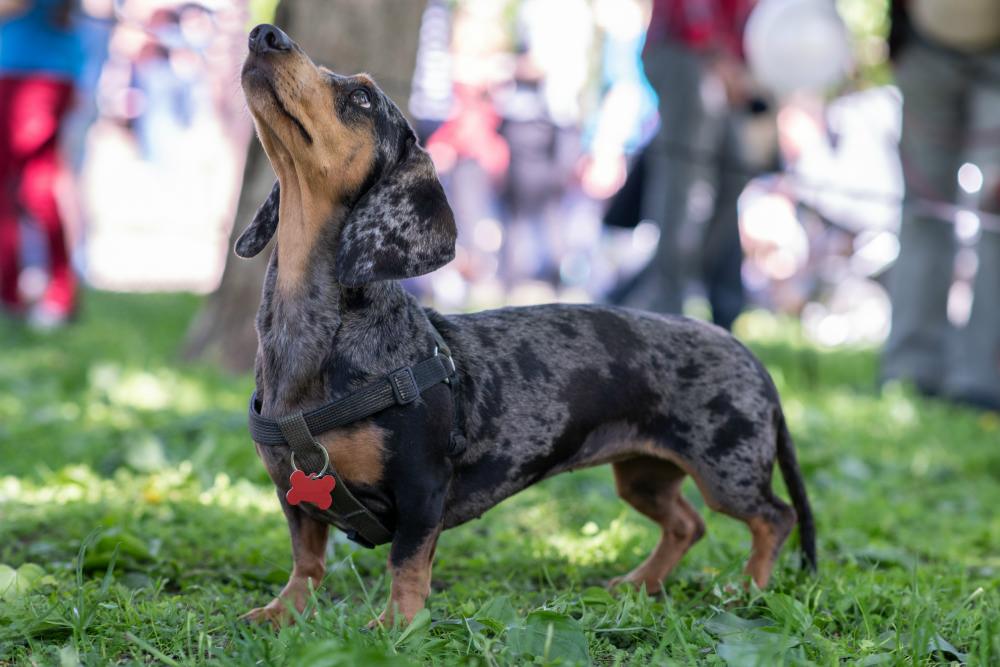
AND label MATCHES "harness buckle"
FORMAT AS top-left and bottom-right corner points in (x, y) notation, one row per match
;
(389, 367), (419, 404)
(435, 346), (457, 377)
